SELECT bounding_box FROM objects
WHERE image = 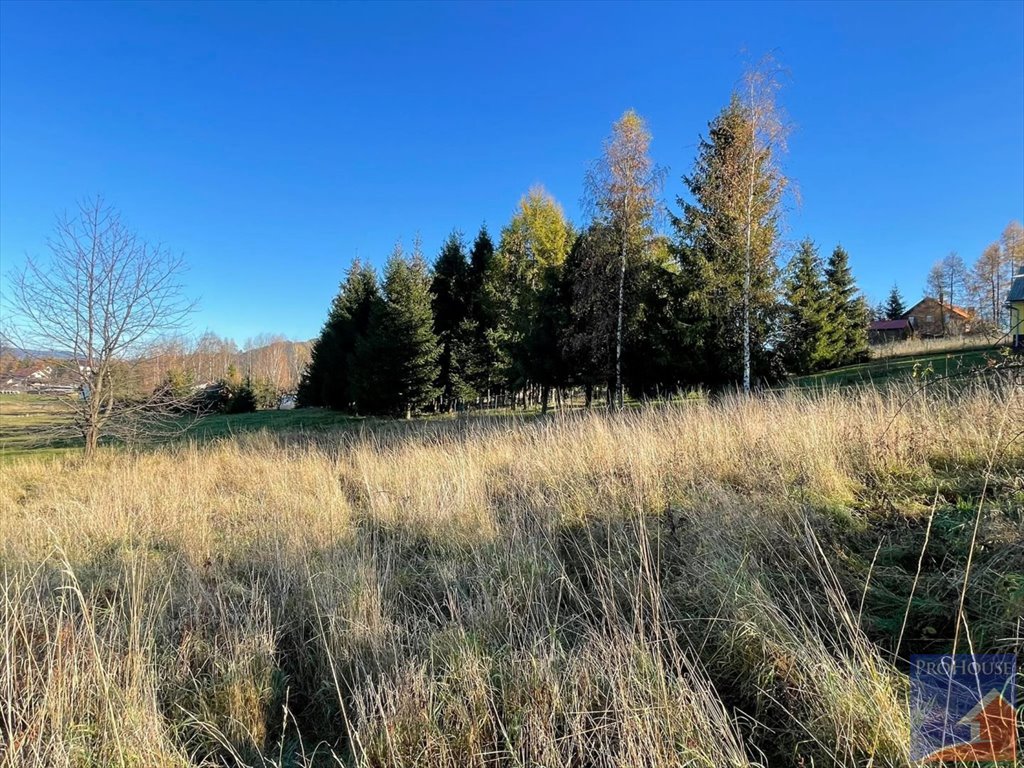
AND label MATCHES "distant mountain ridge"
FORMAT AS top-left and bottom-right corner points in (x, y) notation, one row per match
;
(0, 340), (73, 360)
(0, 337), (312, 363)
